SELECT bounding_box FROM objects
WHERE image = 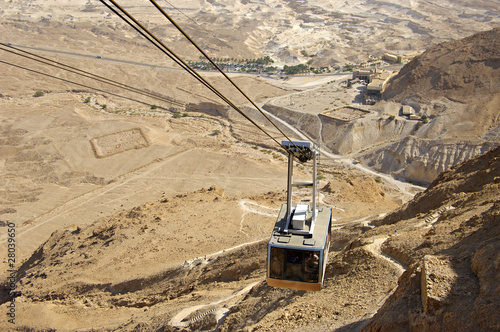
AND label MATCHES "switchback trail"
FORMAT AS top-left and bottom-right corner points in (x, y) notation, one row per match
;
(170, 281), (260, 328)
